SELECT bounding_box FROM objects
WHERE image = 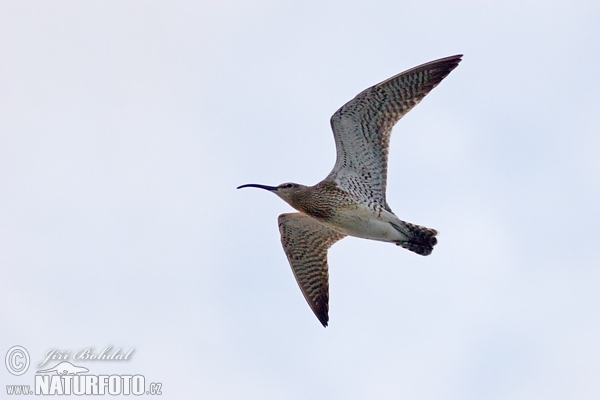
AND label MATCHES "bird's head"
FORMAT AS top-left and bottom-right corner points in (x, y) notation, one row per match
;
(237, 182), (307, 206)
